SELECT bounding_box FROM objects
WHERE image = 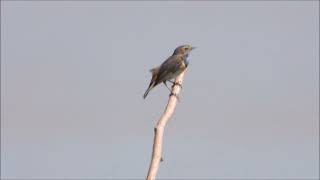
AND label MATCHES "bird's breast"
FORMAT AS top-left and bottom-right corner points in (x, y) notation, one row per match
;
(181, 57), (189, 69)
(180, 62), (187, 70)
